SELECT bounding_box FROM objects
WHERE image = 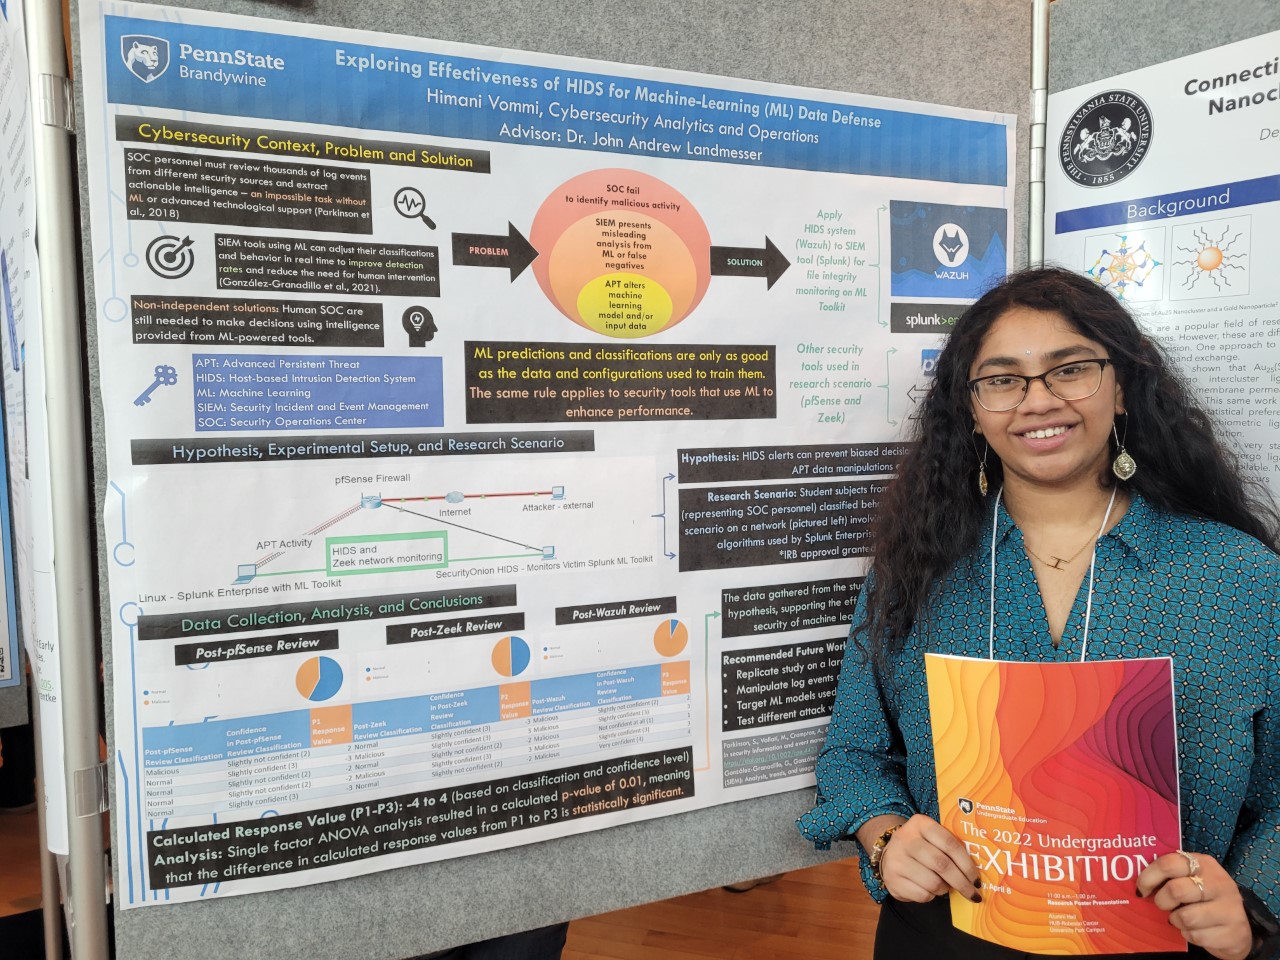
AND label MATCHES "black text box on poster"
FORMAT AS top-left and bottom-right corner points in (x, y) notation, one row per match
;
(677, 480), (885, 572)
(131, 295), (383, 348)
(720, 577), (862, 638)
(125, 149), (373, 234)
(215, 234), (439, 297)
(131, 430), (597, 465)
(721, 637), (846, 732)
(464, 341), (776, 423)
(145, 746), (693, 888)
(115, 116), (492, 173)
(677, 442), (911, 483)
